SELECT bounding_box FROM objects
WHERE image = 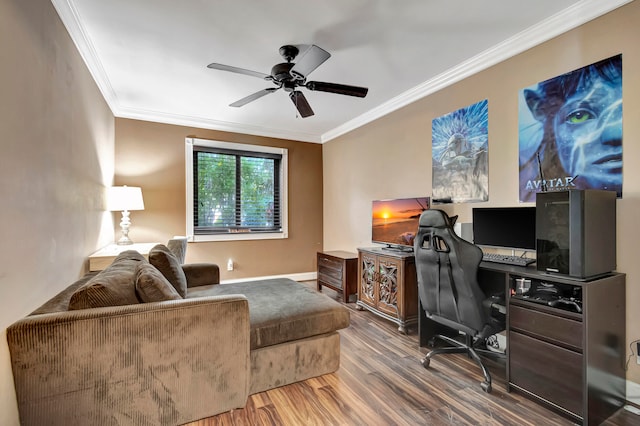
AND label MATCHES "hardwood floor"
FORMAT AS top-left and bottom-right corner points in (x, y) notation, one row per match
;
(186, 282), (639, 426)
